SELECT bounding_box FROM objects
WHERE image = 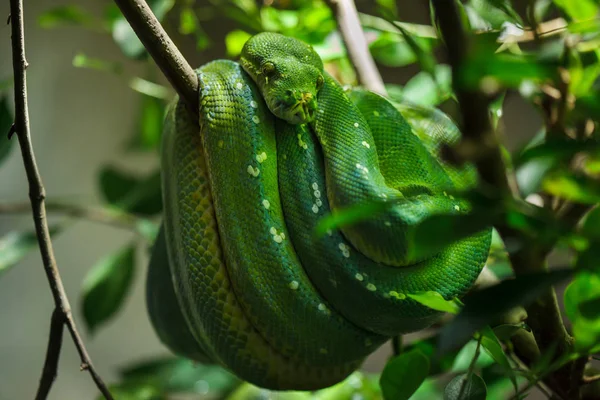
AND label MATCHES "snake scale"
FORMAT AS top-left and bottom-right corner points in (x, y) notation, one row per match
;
(146, 32), (492, 390)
